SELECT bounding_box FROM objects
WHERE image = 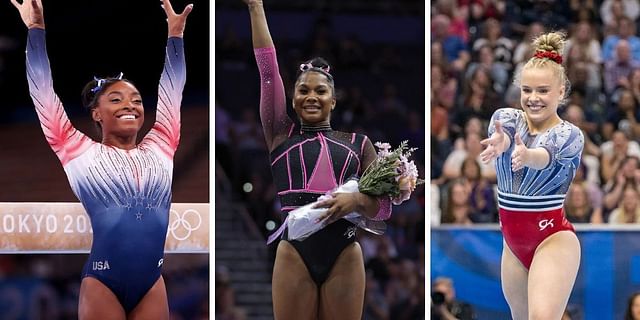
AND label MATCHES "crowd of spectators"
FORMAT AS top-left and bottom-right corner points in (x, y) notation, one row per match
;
(216, 1), (425, 319)
(432, 0), (640, 230)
